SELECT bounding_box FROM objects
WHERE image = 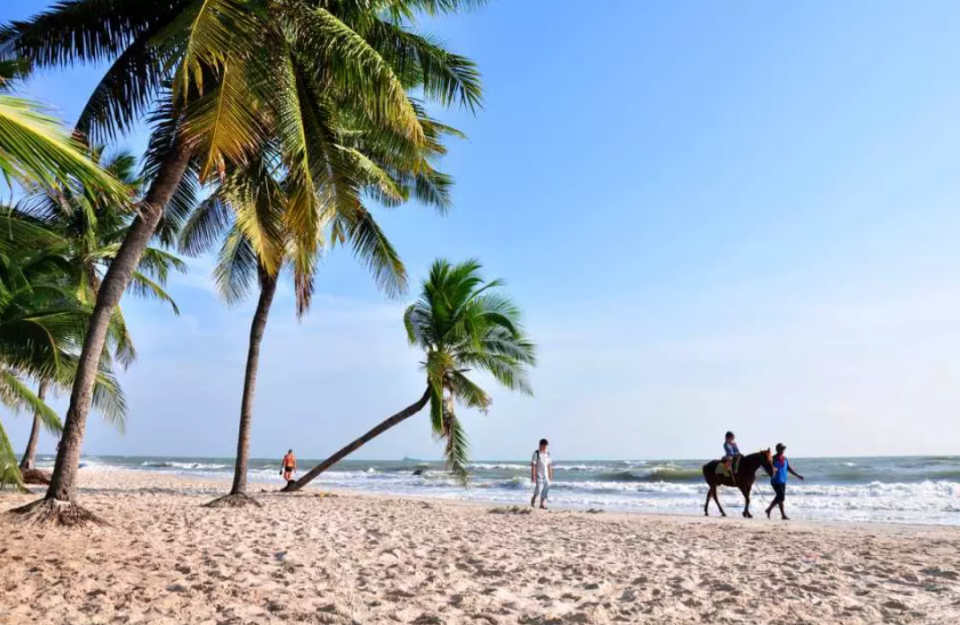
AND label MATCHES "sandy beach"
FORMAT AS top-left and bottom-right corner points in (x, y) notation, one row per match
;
(2, 470), (959, 625)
